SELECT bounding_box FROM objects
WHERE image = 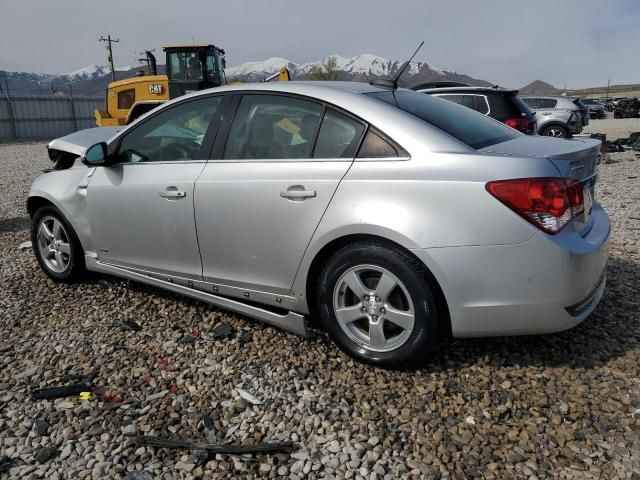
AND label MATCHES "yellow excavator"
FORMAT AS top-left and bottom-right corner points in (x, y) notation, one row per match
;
(95, 45), (291, 126)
